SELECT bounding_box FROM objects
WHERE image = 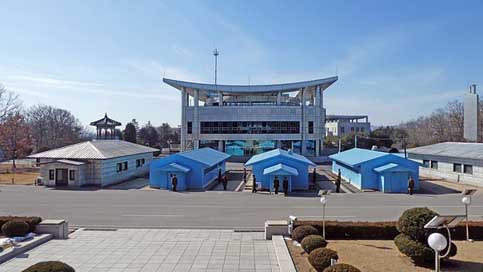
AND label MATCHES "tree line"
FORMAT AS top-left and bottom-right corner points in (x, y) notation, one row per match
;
(0, 85), (180, 168)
